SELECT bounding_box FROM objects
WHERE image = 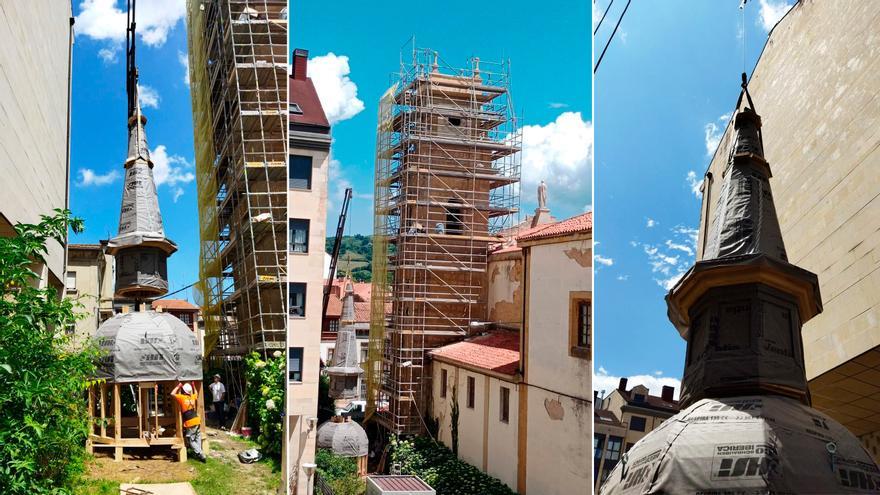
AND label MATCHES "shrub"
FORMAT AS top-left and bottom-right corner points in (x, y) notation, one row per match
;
(0, 210), (101, 494)
(315, 449), (365, 495)
(390, 436), (516, 495)
(243, 351), (284, 458)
